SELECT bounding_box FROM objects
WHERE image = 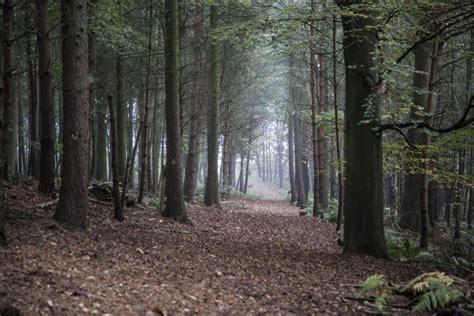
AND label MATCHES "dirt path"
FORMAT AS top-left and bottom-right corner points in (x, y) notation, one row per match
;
(0, 187), (423, 314)
(246, 176), (288, 201)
